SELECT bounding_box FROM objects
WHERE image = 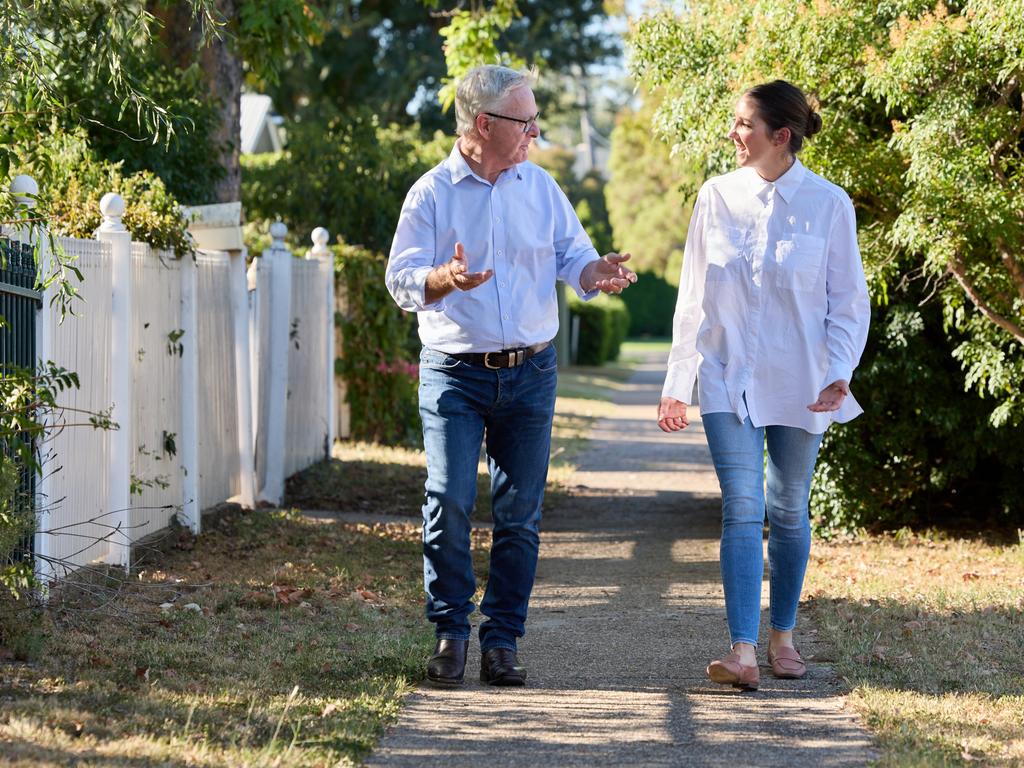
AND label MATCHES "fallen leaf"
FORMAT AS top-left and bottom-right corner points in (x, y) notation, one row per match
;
(962, 571), (981, 581)
(135, 666), (150, 682)
(344, 622), (361, 632)
(321, 703), (340, 718)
